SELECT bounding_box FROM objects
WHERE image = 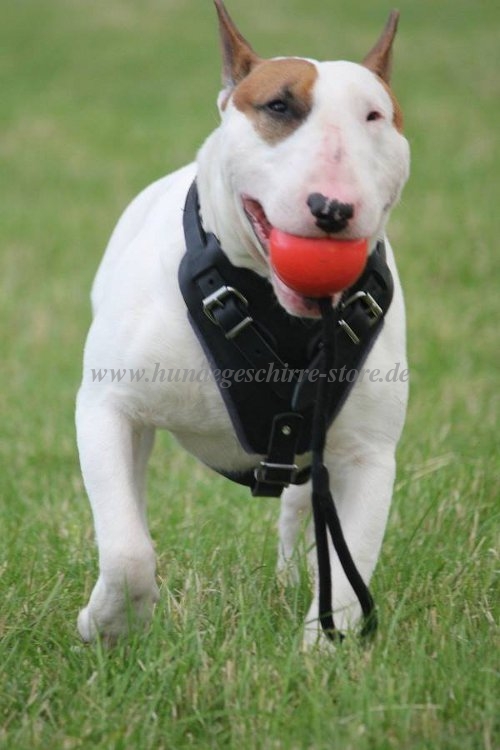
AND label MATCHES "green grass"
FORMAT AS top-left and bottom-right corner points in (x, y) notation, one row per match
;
(0, 0), (498, 748)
